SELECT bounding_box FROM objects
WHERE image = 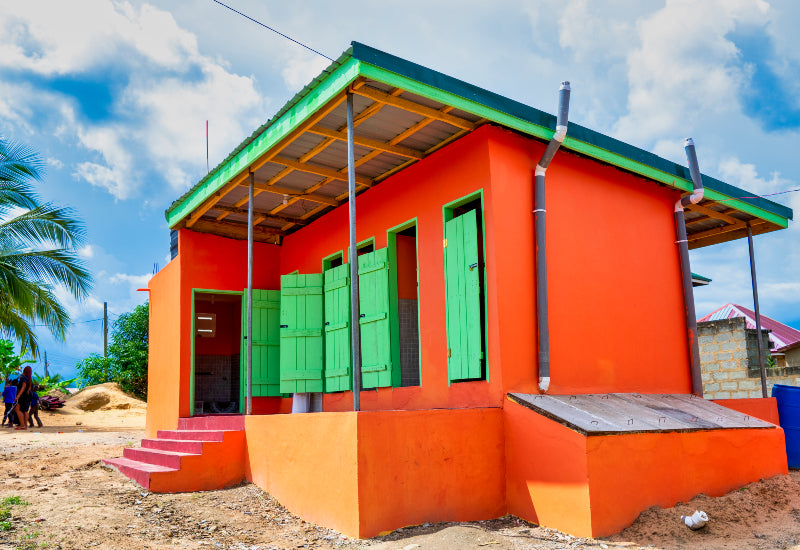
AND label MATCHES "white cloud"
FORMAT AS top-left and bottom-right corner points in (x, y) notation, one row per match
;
(46, 157), (64, 170)
(78, 245), (95, 259)
(0, 1), (267, 200)
(614, 0), (771, 143)
(280, 47), (329, 90)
